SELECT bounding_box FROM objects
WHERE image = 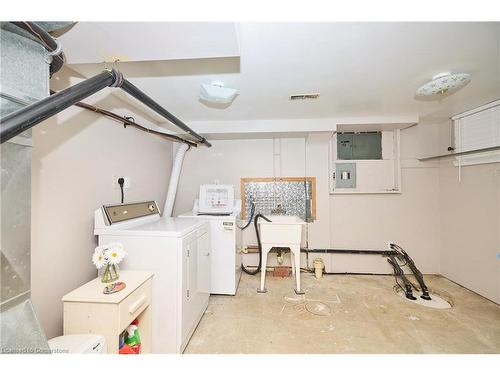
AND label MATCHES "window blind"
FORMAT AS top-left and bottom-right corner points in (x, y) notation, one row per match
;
(454, 102), (500, 166)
